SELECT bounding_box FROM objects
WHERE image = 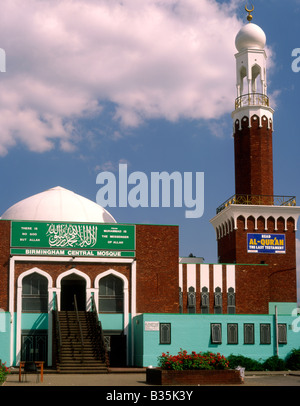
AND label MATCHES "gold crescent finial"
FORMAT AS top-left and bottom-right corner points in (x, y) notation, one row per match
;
(245, 4), (254, 22)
